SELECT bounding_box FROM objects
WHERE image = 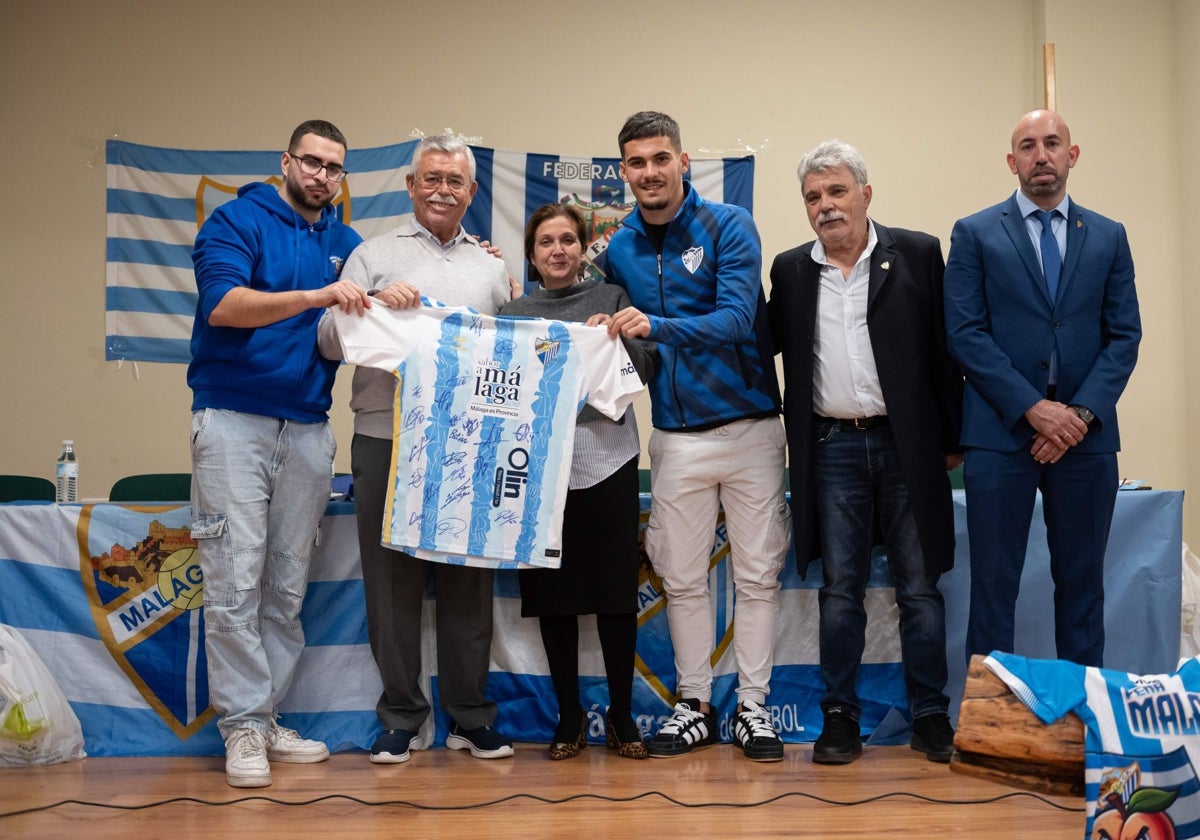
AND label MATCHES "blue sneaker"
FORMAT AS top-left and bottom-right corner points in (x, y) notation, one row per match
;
(446, 723), (514, 759)
(370, 728), (422, 764)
